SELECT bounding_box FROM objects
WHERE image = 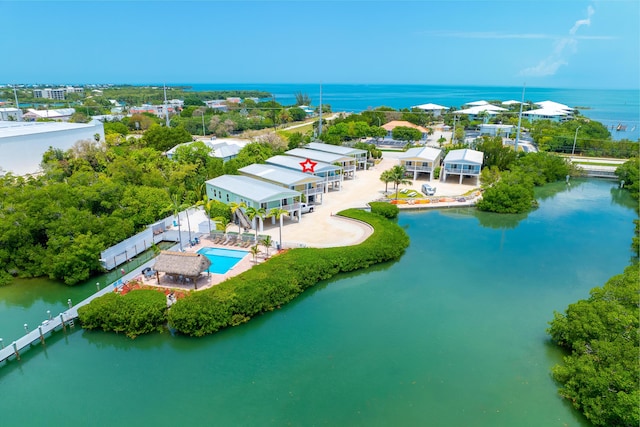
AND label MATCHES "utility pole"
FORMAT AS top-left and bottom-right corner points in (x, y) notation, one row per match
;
(12, 85), (21, 121)
(318, 83), (323, 139)
(163, 84), (170, 127)
(514, 83), (526, 153)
